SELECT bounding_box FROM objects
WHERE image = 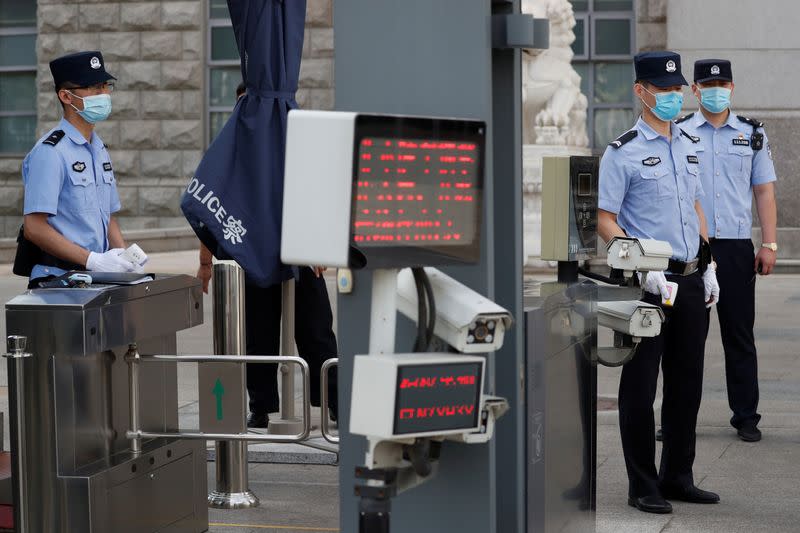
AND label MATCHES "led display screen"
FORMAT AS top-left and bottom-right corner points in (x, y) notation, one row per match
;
(392, 361), (483, 435)
(351, 115), (485, 267)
